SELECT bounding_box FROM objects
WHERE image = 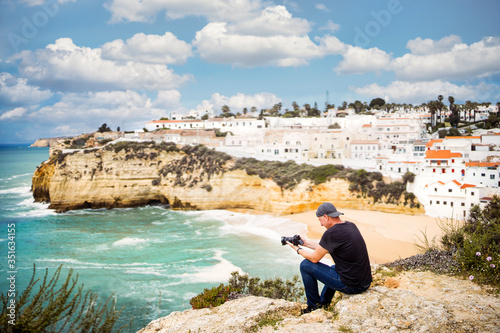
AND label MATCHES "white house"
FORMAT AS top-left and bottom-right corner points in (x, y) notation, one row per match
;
(145, 119), (204, 131)
(464, 162), (500, 188)
(350, 140), (380, 159)
(424, 179), (484, 220)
